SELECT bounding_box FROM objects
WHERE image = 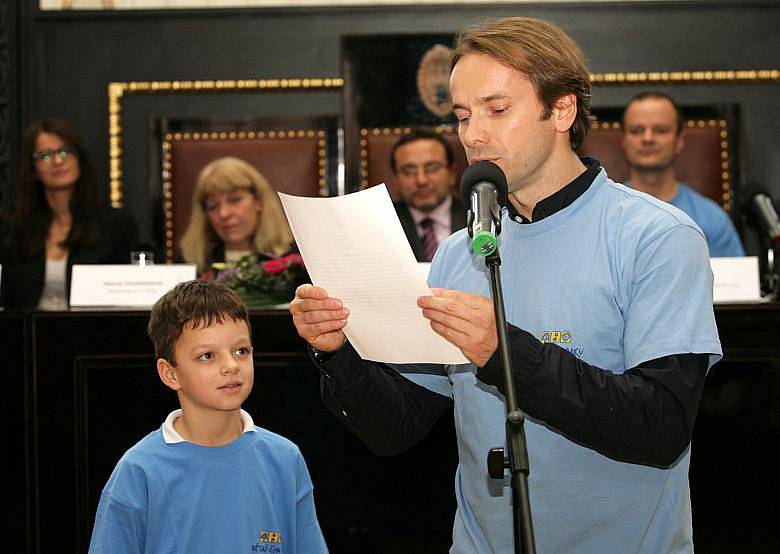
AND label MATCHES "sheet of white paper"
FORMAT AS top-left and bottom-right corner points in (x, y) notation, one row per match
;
(710, 256), (762, 303)
(279, 185), (468, 364)
(416, 262), (432, 283)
